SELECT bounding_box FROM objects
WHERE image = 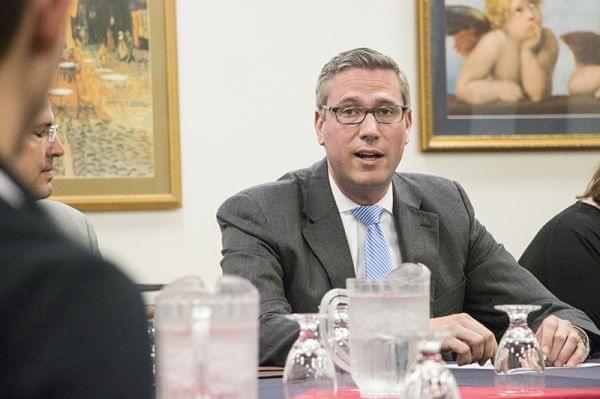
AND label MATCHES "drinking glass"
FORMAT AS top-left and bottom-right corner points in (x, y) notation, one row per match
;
(493, 304), (545, 395)
(283, 314), (337, 399)
(400, 331), (460, 399)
